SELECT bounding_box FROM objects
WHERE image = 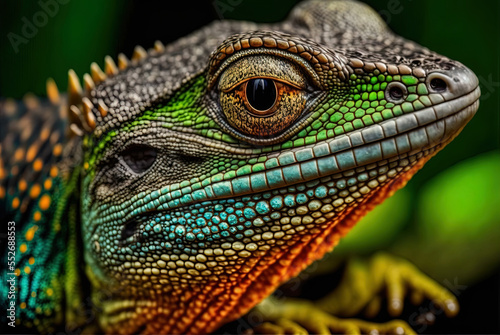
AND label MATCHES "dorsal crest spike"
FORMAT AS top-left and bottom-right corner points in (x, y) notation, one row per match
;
(69, 104), (82, 118)
(97, 99), (108, 118)
(69, 123), (84, 137)
(82, 97), (96, 130)
(83, 73), (95, 92)
(68, 69), (83, 107)
(46, 78), (60, 105)
(132, 46), (147, 62)
(82, 97), (93, 112)
(104, 55), (118, 76)
(68, 105), (85, 129)
(118, 53), (129, 70)
(90, 62), (107, 84)
(23, 93), (40, 110)
(154, 40), (165, 53)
